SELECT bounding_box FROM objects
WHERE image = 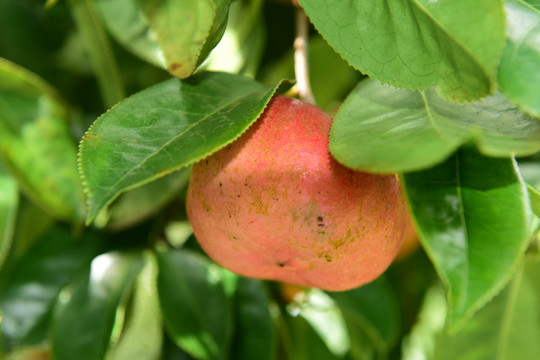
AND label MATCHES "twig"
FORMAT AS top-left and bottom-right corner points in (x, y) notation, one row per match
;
(293, 7), (315, 105)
